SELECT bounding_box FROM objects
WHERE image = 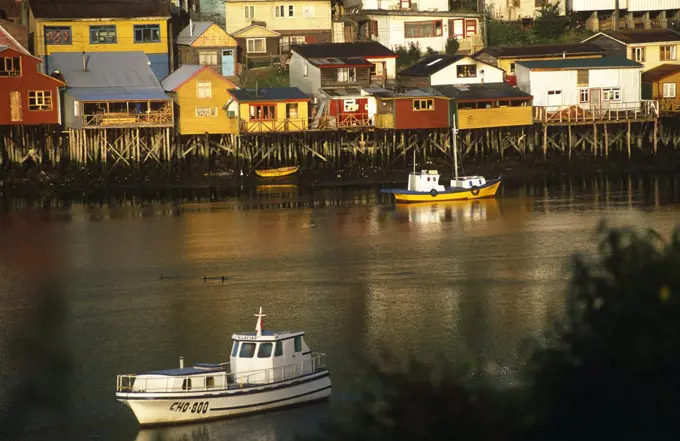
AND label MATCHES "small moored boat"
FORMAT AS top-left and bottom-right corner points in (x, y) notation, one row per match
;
(255, 165), (299, 178)
(115, 308), (331, 427)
